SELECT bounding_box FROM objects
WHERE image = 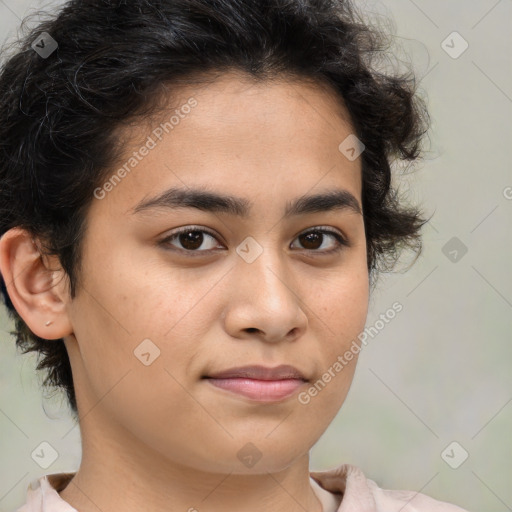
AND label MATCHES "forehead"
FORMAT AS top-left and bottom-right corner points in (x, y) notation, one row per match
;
(92, 71), (363, 219)
(118, 69), (357, 157)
